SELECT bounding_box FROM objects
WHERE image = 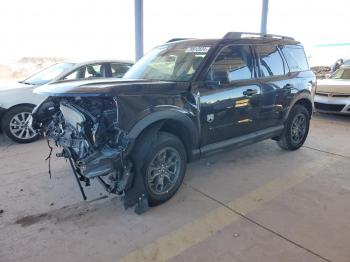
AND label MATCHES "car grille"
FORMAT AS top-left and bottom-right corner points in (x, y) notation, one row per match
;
(332, 94), (350, 97)
(314, 102), (345, 112)
(315, 92), (350, 98)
